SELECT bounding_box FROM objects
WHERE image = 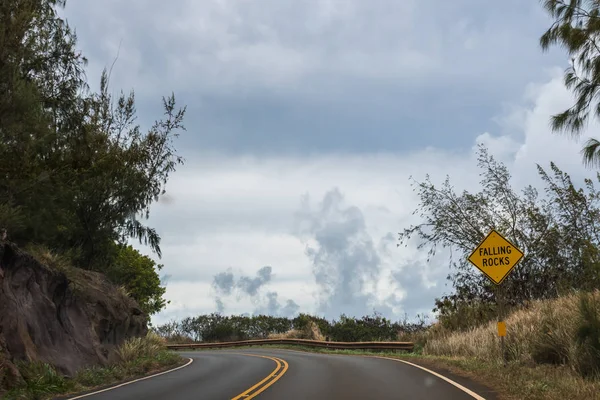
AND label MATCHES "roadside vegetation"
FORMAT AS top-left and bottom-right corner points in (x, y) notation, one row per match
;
(153, 120), (600, 397)
(1, 333), (184, 400)
(152, 312), (427, 343)
(4, 0), (600, 400)
(0, 0), (185, 396)
(0, 0), (180, 317)
(154, 2), (600, 388)
(158, 291), (600, 400)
